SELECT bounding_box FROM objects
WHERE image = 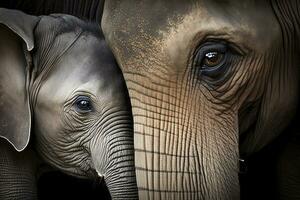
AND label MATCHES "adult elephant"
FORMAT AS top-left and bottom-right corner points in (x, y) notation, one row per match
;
(101, 0), (300, 199)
